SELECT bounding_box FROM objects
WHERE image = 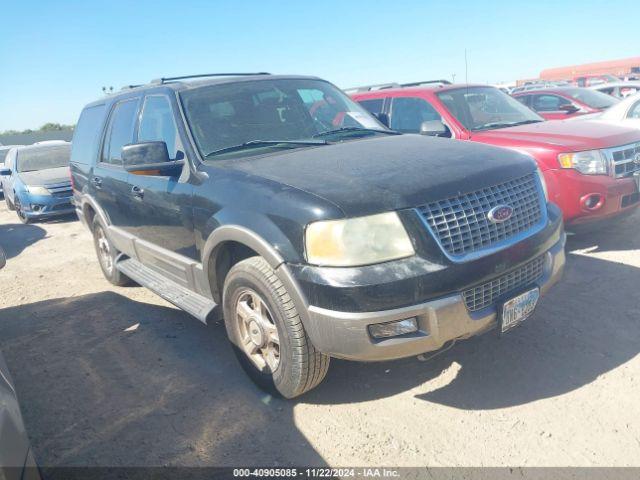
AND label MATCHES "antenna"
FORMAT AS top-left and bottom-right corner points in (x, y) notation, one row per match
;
(464, 49), (468, 84)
